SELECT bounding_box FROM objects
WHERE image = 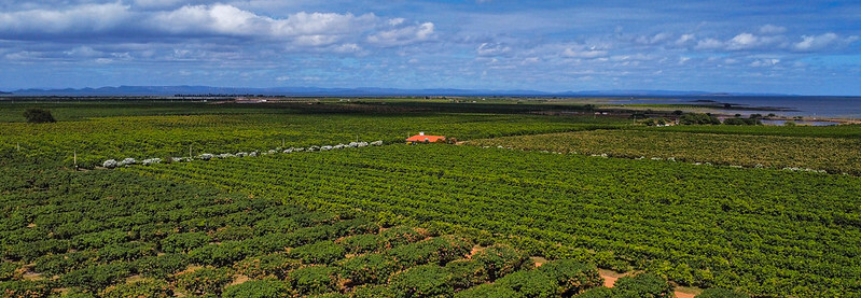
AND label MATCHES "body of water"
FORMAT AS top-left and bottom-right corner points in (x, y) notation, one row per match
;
(610, 96), (861, 119)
